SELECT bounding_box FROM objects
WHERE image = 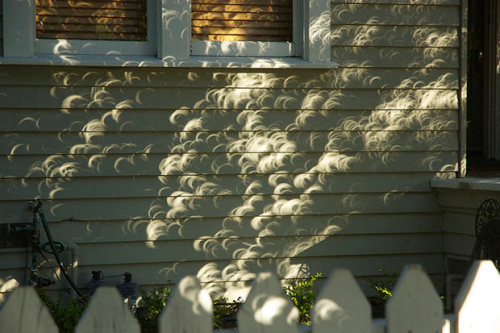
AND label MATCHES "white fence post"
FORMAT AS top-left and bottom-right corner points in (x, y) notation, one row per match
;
(455, 260), (500, 333)
(238, 272), (299, 333)
(75, 287), (140, 333)
(312, 268), (371, 333)
(158, 275), (212, 333)
(386, 264), (444, 333)
(0, 286), (58, 333)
